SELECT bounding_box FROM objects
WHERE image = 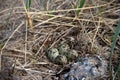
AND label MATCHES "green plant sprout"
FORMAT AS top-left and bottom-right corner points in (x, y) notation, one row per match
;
(110, 21), (120, 80)
(26, 0), (31, 11)
(77, 0), (86, 14)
